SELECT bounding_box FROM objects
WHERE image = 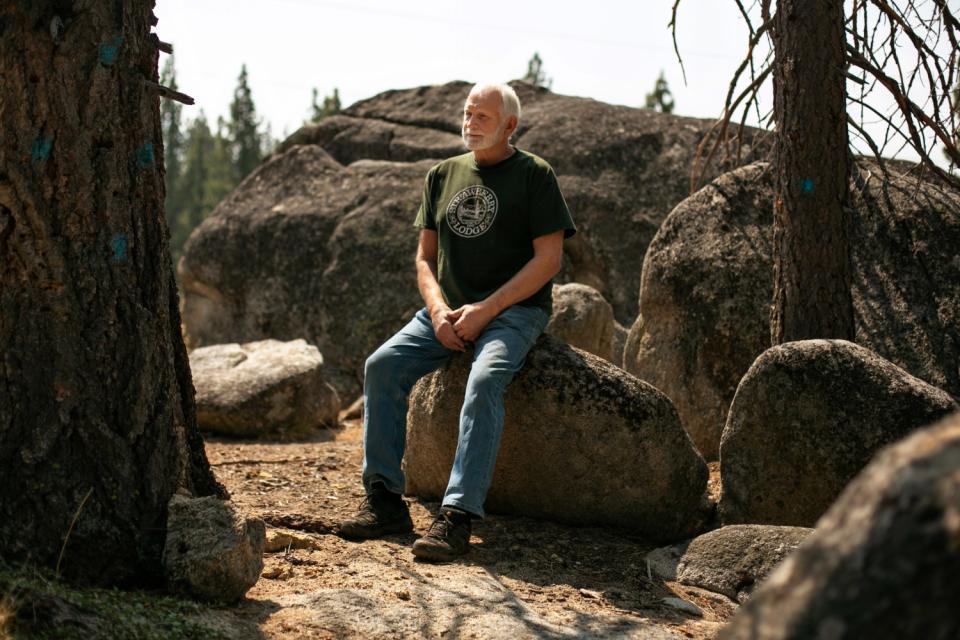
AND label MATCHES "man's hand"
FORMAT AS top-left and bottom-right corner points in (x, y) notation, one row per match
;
(452, 302), (497, 343)
(430, 305), (467, 352)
